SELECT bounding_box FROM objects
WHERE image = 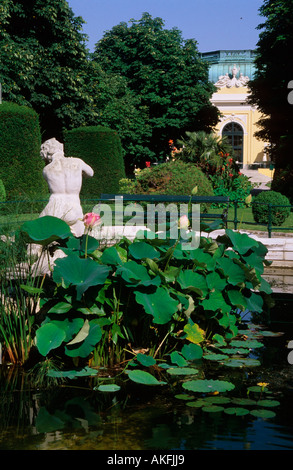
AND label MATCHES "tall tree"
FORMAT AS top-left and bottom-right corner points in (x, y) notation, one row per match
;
(248, 0), (293, 200)
(93, 13), (219, 162)
(86, 63), (153, 170)
(0, 0), (95, 140)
